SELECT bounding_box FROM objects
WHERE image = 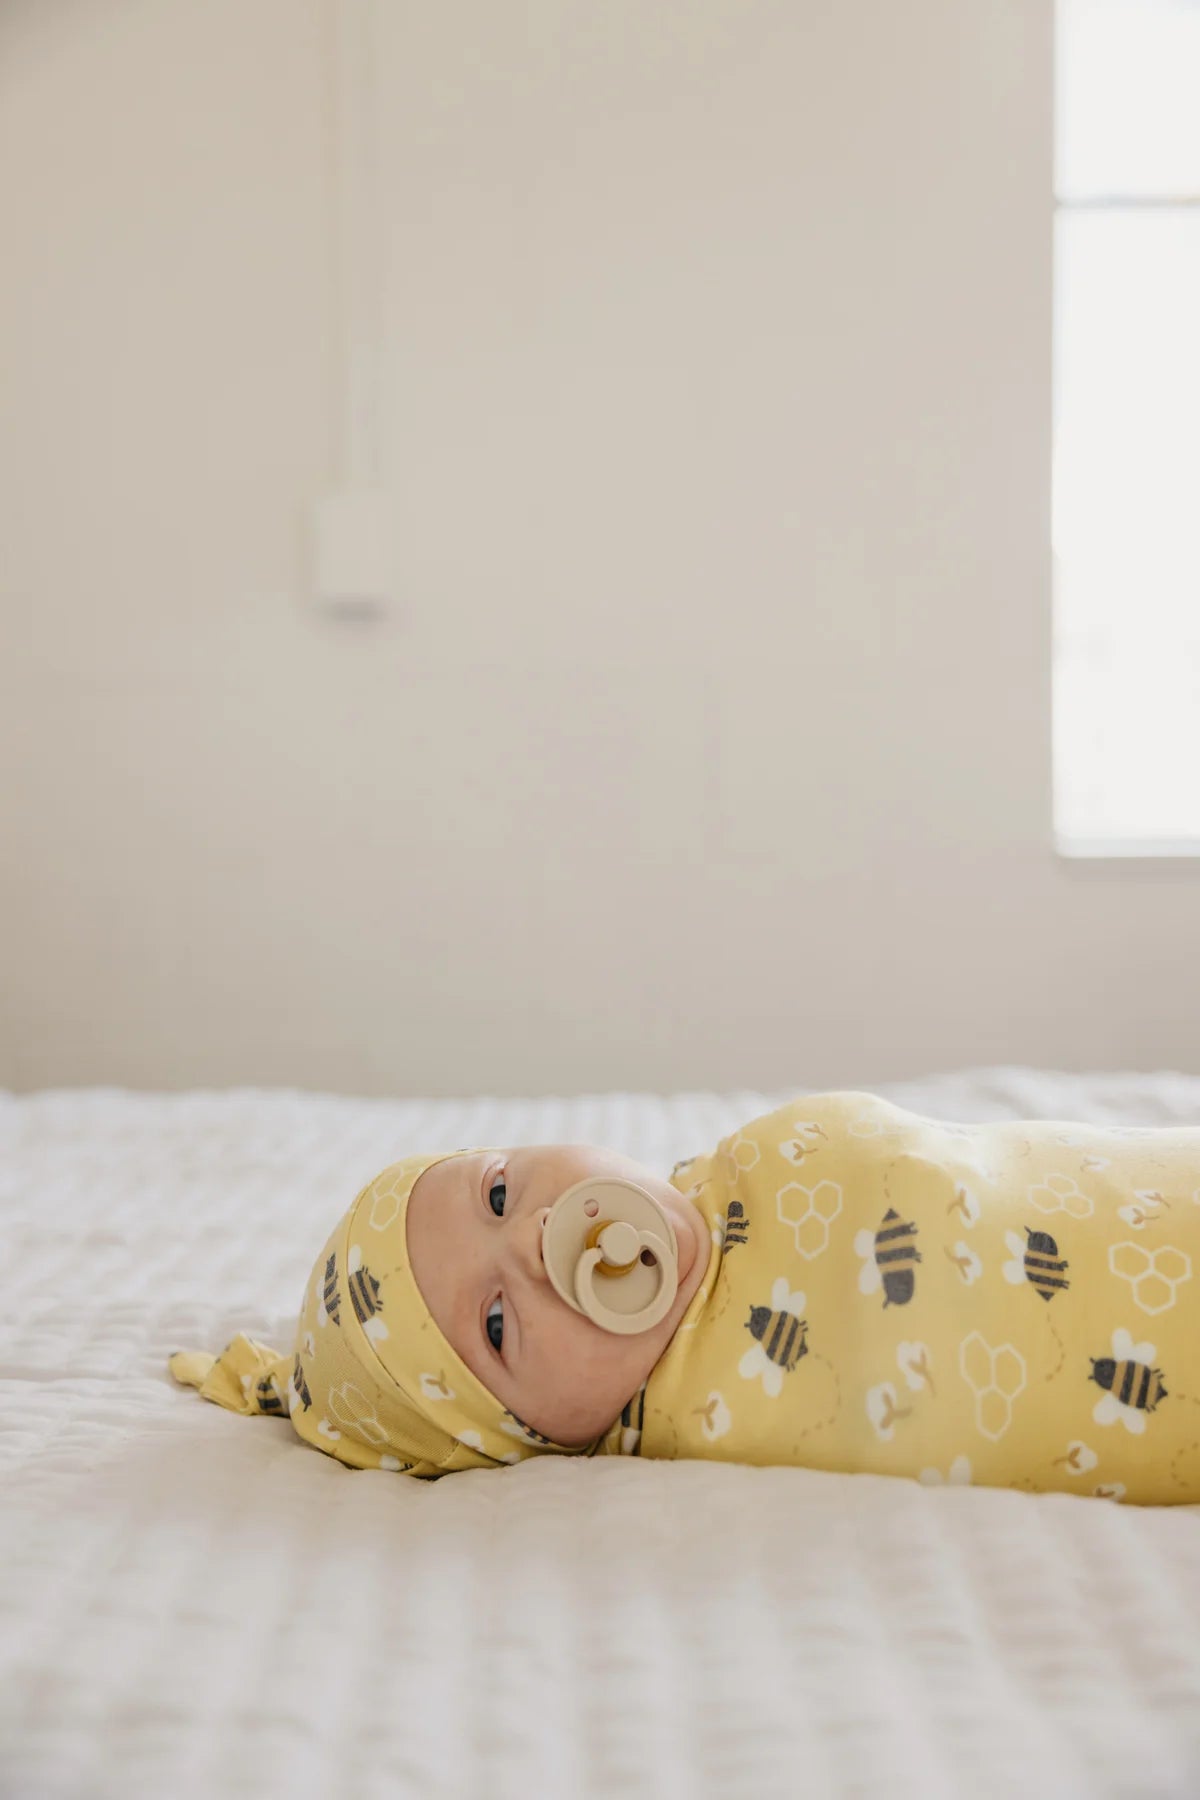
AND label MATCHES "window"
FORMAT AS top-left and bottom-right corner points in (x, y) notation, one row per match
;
(1053, 0), (1200, 854)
